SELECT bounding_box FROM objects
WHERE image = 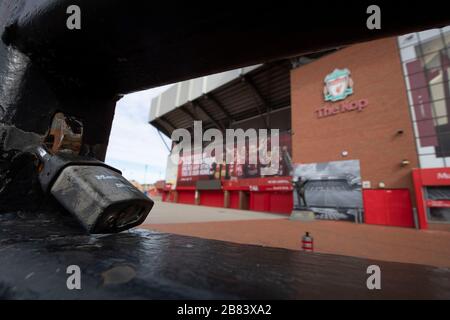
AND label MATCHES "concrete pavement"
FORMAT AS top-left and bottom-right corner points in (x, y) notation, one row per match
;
(140, 200), (450, 268)
(143, 200), (286, 224)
